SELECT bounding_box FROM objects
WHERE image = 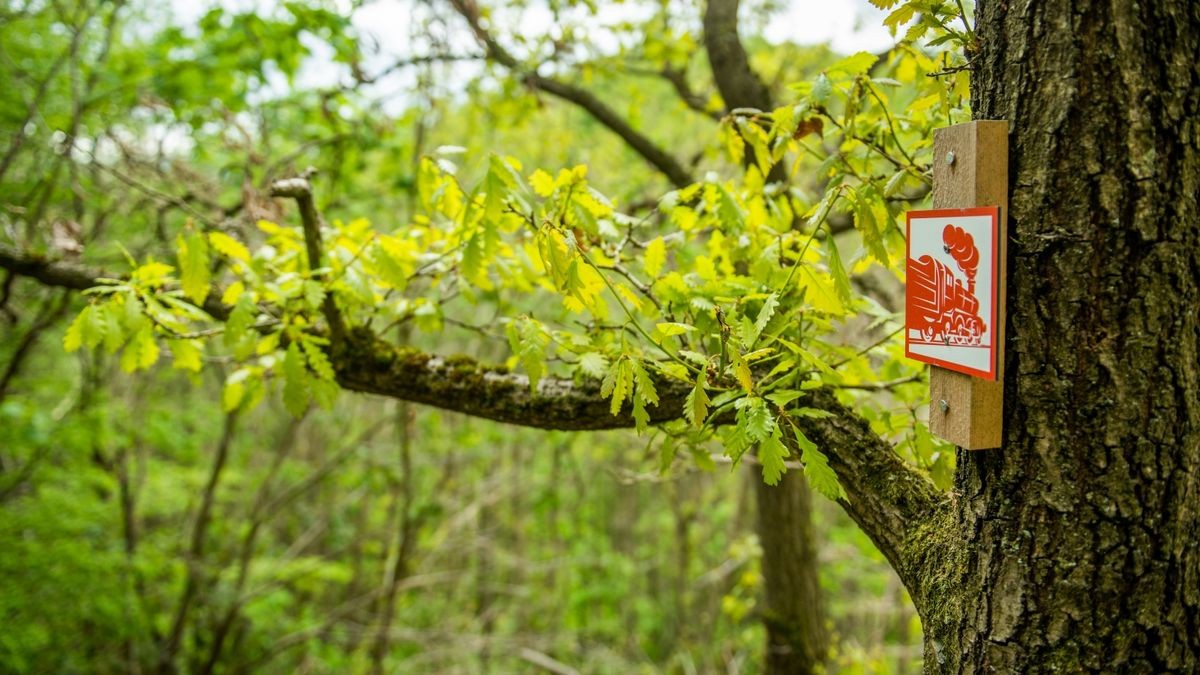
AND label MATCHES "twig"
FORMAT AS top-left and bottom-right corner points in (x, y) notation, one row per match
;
(269, 173), (345, 344)
(833, 373), (923, 391)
